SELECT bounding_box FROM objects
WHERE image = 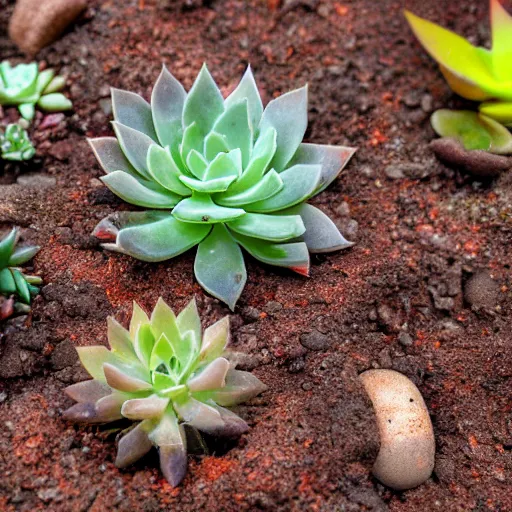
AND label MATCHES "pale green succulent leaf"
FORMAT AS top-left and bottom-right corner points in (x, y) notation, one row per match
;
(194, 225), (246, 310)
(0, 62), (38, 100)
(246, 164), (321, 213)
(19, 103), (35, 121)
(215, 169), (283, 207)
(76, 346), (122, 381)
(112, 121), (154, 179)
(101, 171), (180, 209)
(280, 203), (353, 252)
(179, 175), (236, 193)
(289, 143), (356, 193)
(199, 315), (230, 363)
(180, 122), (203, 167)
(37, 93), (72, 112)
(212, 99), (252, 167)
(186, 149), (209, 179)
(115, 420), (154, 468)
(8, 245), (40, 266)
(35, 69), (55, 95)
(88, 137), (141, 179)
(188, 357), (229, 392)
(112, 88), (158, 141)
(64, 380), (111, 404)
(43, 75), (66, 94)
(203, 148), (242, 181)
(259, 86), (308, 171)
(204, 131), (230, 161)
(151, 65), (187, 150)
(153, 371), (176, 390)
(431, 109), (512, 153)
(121, 394), (169, 420)
(147, 144), (191, 196)
(225, 65), (263, 133)
(103, 362), (153, 392)
(107, 316), (138, 359)
(227, 213), (305, 242)
(62, 394), (125, 424)
(172, 193), (245, 223)
(207, 369), (268, 406)
(102, 211), (210, 262)
(232, 232), (310, 275)
(208, 404), (249, 437)
(150, 297), (182, 355)
(130, 301), (150, 338)
(149, 333), (175, 371)
(182, 64), (224, 136)
(480, 100), (512, 127)
(176, 298), (202, 343)
(133, 323), (155, 366)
